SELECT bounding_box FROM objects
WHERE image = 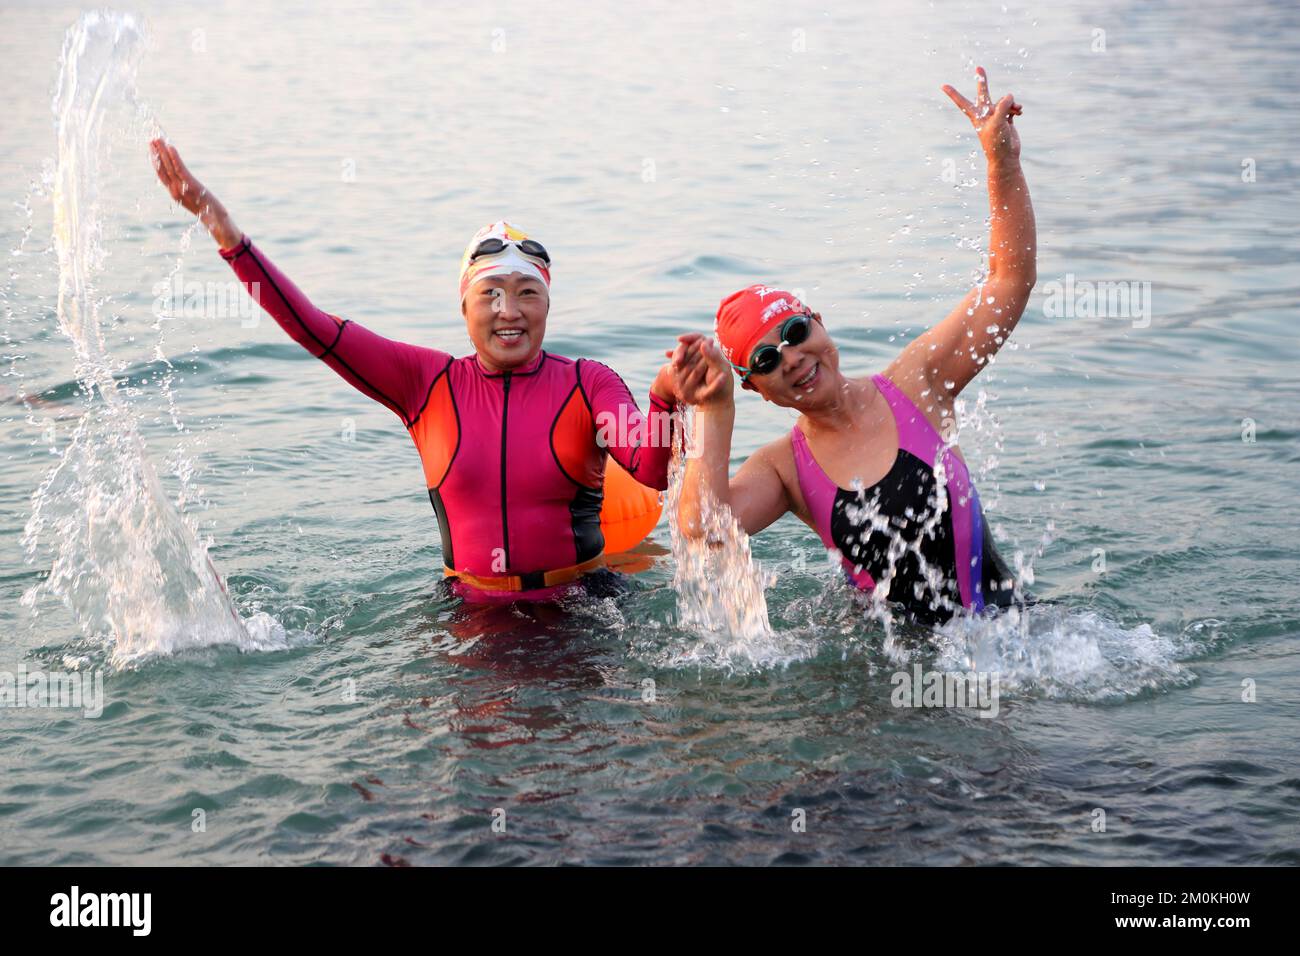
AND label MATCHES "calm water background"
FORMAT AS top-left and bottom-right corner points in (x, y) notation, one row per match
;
(1, 0), (1297, 864)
